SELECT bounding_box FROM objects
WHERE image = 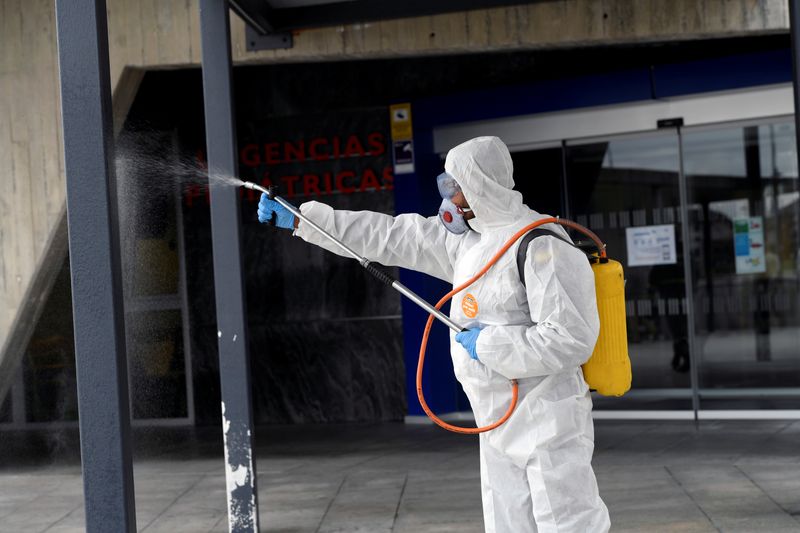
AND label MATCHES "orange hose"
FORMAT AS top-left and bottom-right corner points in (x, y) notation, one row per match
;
(416, 216), (605, 434)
